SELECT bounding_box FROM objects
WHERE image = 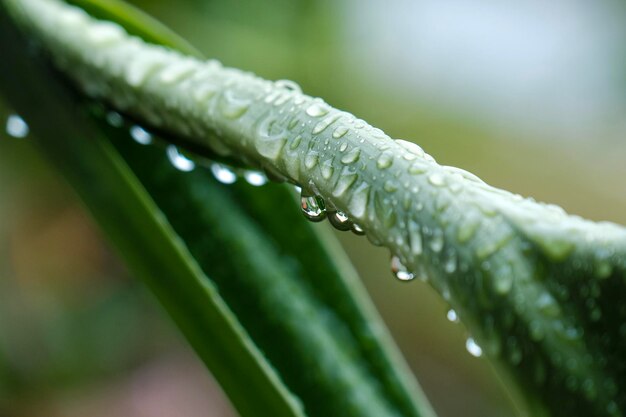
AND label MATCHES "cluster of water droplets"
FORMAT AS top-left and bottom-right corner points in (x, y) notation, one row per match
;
(299, 188), (365, 235)
(104, 111), (268, 186)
